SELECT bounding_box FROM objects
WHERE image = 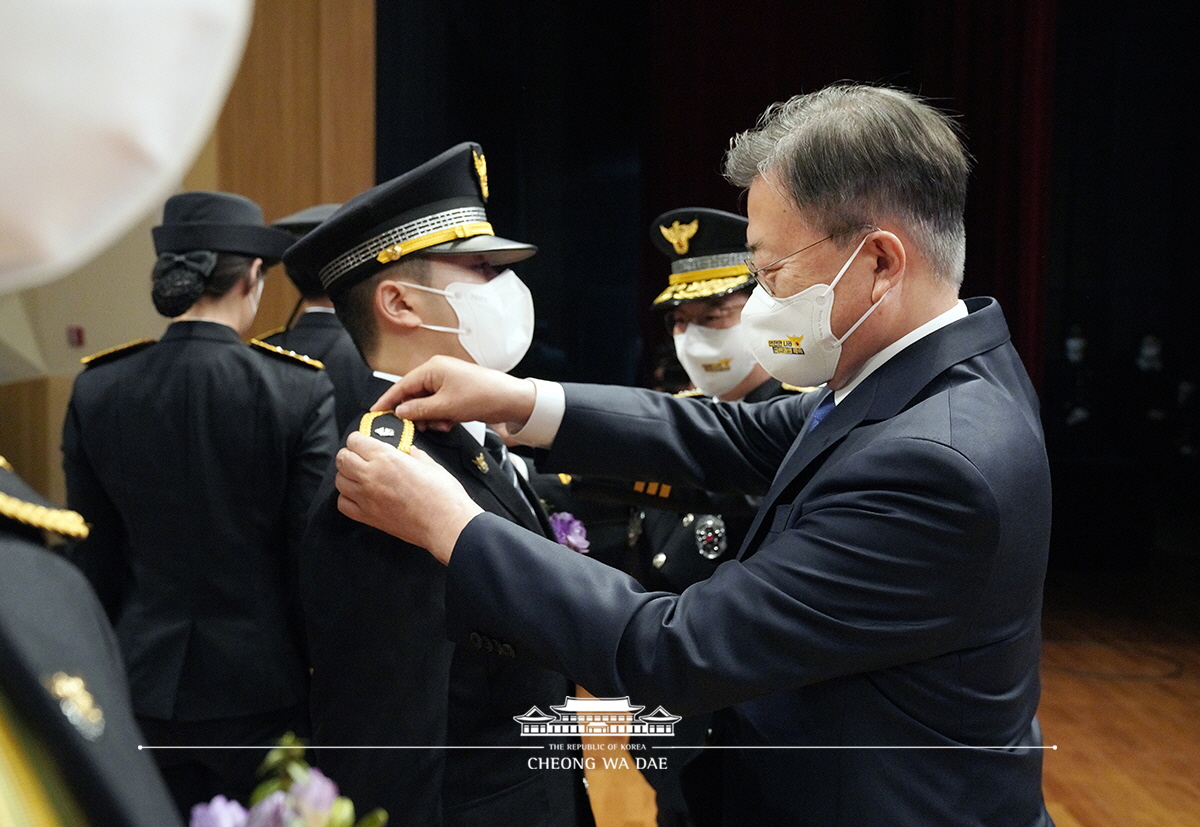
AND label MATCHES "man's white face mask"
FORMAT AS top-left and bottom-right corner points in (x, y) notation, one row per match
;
(741, 233), (884, 388)
(405, 269), (535, 373)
